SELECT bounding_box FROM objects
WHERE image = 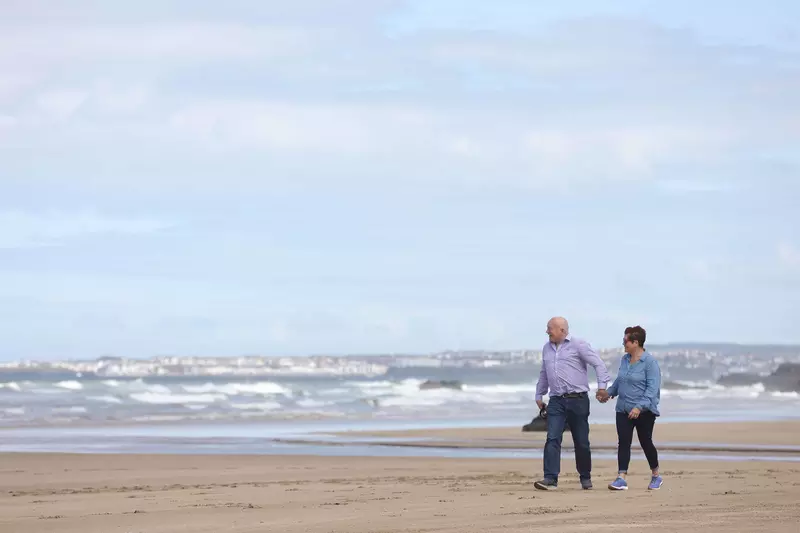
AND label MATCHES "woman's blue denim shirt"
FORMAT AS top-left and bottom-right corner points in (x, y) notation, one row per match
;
(607, 351), (661, 416)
